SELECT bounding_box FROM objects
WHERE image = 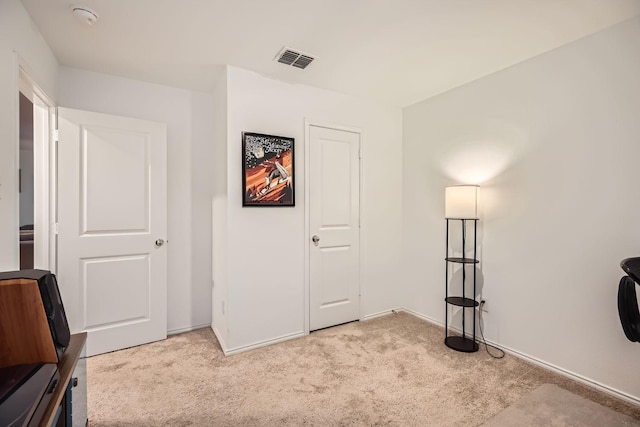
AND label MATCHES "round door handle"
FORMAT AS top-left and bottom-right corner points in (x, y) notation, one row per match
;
(155, 239), (165, 248)
(312, 235), (320, 245)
